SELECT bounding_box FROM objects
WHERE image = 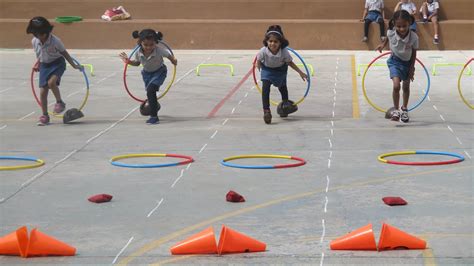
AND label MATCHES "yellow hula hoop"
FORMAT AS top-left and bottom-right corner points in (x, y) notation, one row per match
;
(0, 156), (45, 171)
(110, 153), (194, 168)
(457, 58), (474, 109)
(377, 151), (416, 163)
(221, 154), (306, 169)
